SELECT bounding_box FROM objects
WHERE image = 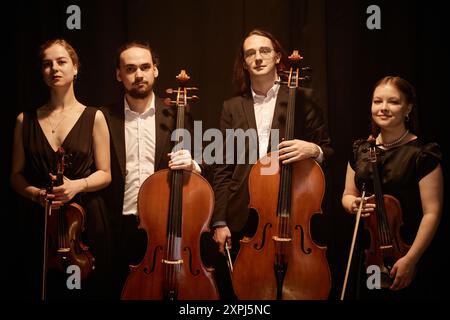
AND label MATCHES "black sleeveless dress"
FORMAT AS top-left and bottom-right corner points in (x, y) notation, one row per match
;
(20, 107), (113, 299)
(348, 138), (442, 299)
